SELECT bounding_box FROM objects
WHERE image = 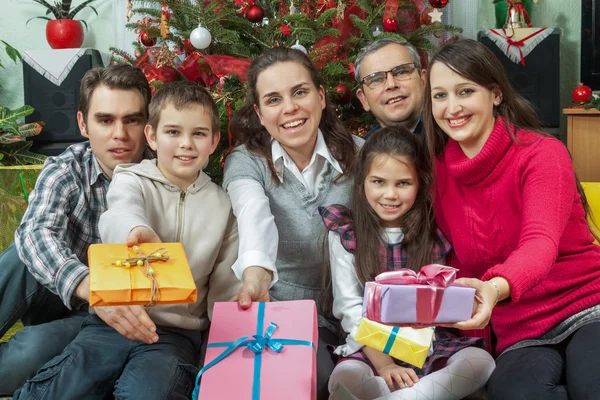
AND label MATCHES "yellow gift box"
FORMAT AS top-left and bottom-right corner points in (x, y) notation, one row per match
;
(355, 318), (434, 368)
(88, 243), (198, 307)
